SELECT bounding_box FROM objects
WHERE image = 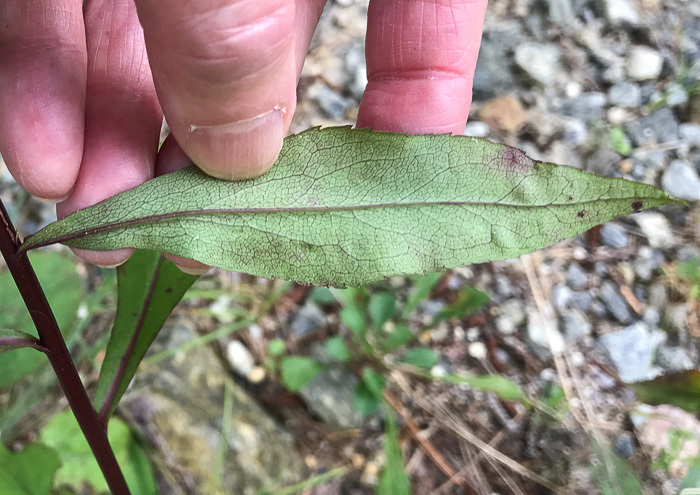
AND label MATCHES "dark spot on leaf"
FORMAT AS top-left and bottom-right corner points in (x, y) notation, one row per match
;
(632, 200), (643, 212)
(165, 287), (173, 293)
(568, 195), (574, 201)
(577, 210), (586, 218)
